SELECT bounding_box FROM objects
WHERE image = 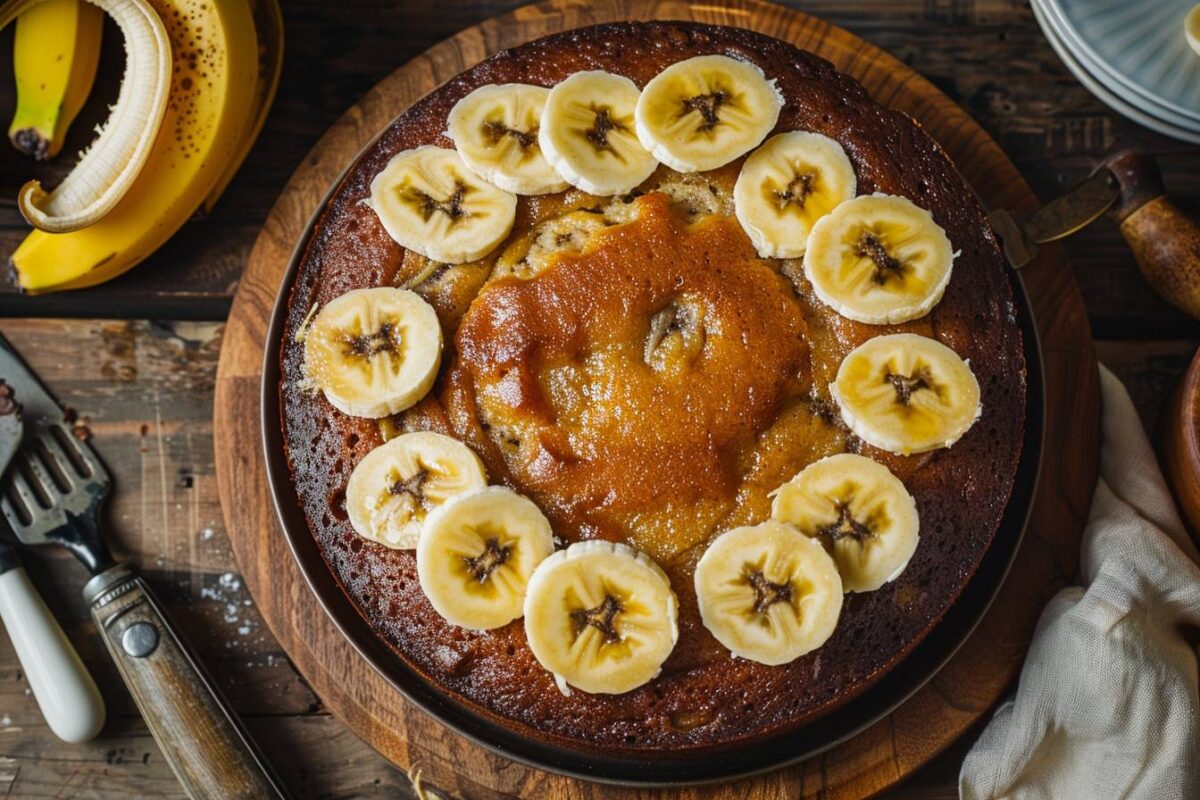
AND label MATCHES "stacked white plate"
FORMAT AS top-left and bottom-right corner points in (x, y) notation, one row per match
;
(1031, 0), (1200, 144)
